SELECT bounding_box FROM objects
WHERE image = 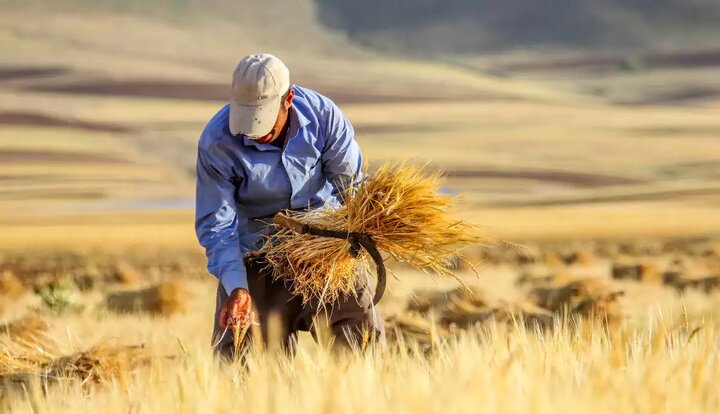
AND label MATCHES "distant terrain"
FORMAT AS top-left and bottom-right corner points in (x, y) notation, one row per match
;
(1, 0), (719, 244)
(316, 0), (720, 53)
